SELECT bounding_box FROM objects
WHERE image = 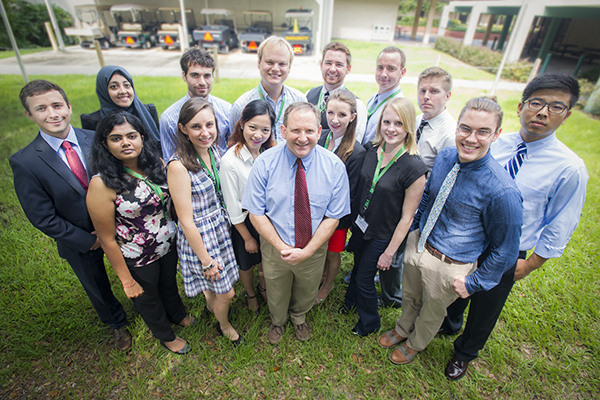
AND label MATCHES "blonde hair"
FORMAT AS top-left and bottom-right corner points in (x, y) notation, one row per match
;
(373, 97), (418, 155)
(257, 36), (294, 66)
